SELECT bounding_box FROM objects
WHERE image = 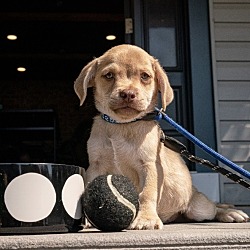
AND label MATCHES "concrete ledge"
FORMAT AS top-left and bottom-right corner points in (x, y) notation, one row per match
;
(1, 223), (250, 249)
